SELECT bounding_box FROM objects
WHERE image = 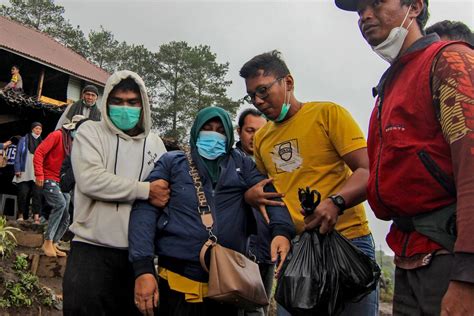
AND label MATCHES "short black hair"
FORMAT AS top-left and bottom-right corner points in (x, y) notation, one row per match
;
(12, 65), (19, 70)
(426, 20), (474, 45)
(111, 77), (140, 95)
(238, 108), (263, 128)
(401, 0), (429, 32)
(239, 50), (290, 80)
